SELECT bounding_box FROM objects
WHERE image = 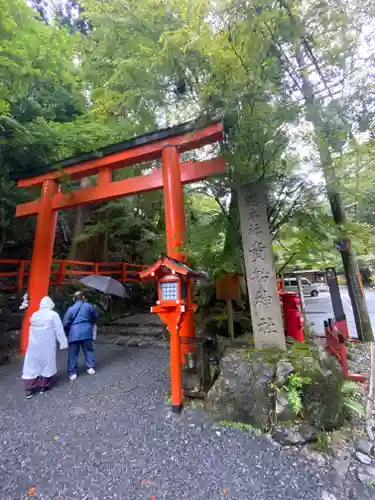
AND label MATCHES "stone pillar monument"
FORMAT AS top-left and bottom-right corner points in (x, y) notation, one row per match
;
(238, 183), (286, 350)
